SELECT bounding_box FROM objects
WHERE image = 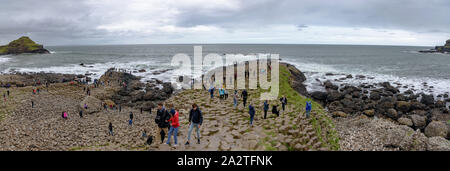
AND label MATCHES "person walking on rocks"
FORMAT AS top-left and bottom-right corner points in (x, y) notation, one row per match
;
(224, 89), (229, 100)
(31, 100), (34, 108)
(219, 88), (225, 100)
(155, 103), (170, 143)
(186, 103), (203, 145)
(242, 89), (248, 107)
(79, 110), (83, 118)
(167, 108), (180, 147)
(209, 85), (215, 99)
(280, 96), (287, 112)
(263, 100), (269, 119)
(129, 112), (134, 126)
(108, 122), (114, 136)
(6, 90), (9, 97)
(233, 90), (239, 109)
(249, 103), (255, 126)
(63, 112), (68, 119)
(305, 100), (312, 118)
